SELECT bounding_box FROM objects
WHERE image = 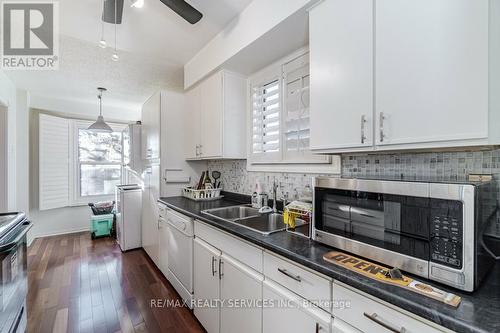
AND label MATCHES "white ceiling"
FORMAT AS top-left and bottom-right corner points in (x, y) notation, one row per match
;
(6, 0), (252, 114)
